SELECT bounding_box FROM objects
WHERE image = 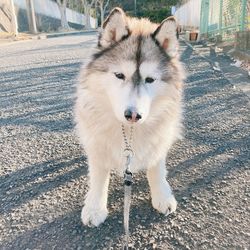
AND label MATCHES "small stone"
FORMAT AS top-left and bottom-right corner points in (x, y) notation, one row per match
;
(149, 239), (155, 244)
(152, 243), (157, 249)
